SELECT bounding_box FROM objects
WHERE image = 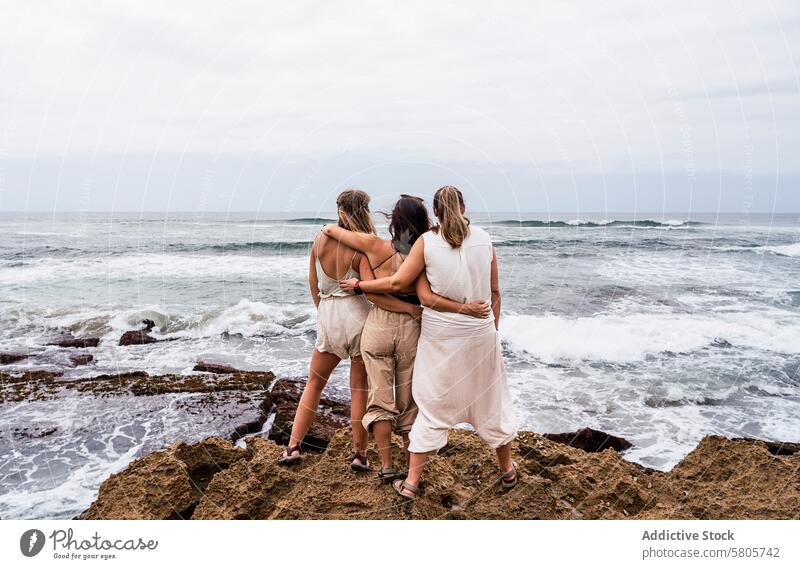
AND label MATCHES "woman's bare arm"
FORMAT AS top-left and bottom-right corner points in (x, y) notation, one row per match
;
(340, 238), (426, 293)
(490, 247), (501, 329)
(357, 254), (421, 317)
(322, 224), (382, 256)
(308, 237), (321, 308)
(415, 272), (490, 319)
